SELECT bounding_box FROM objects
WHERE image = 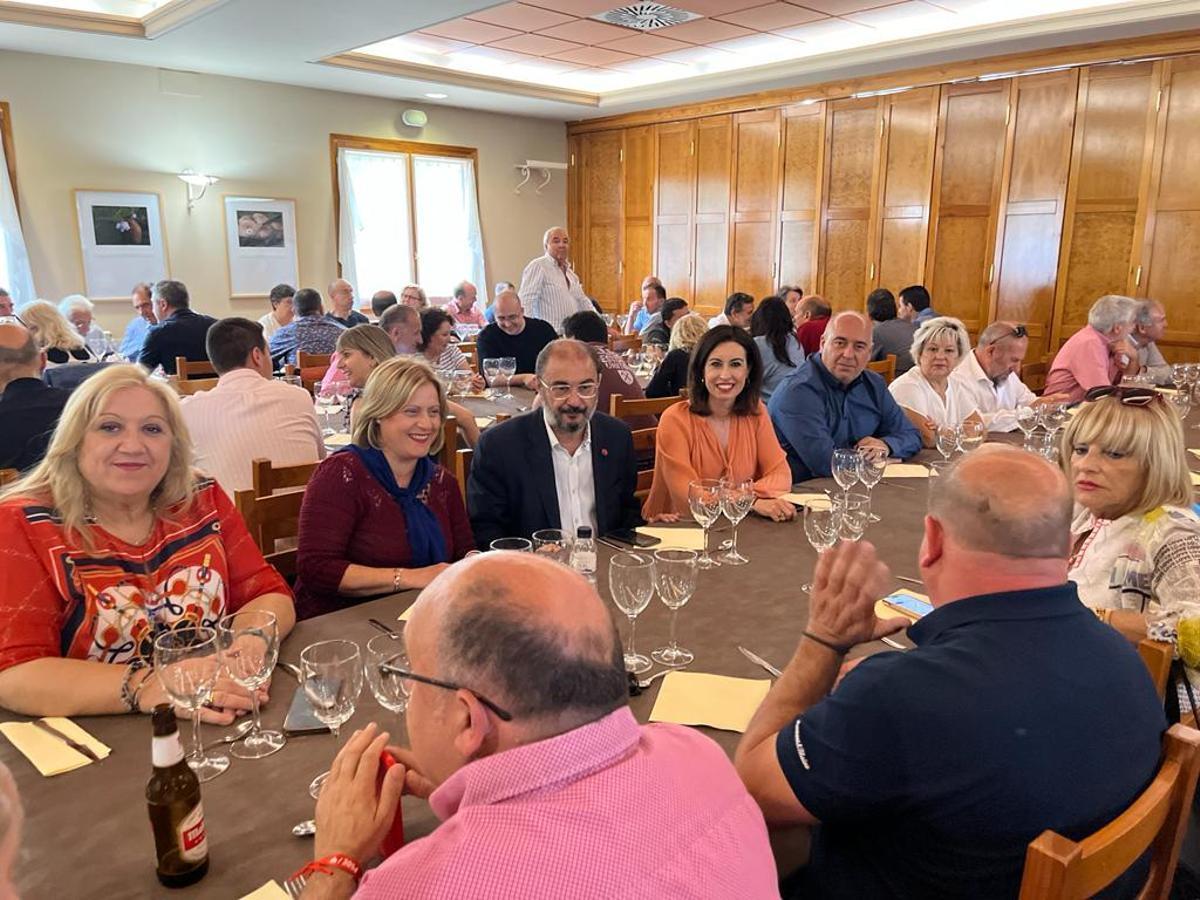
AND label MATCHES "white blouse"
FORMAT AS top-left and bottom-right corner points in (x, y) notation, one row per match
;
(887, 367), (977, 427)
